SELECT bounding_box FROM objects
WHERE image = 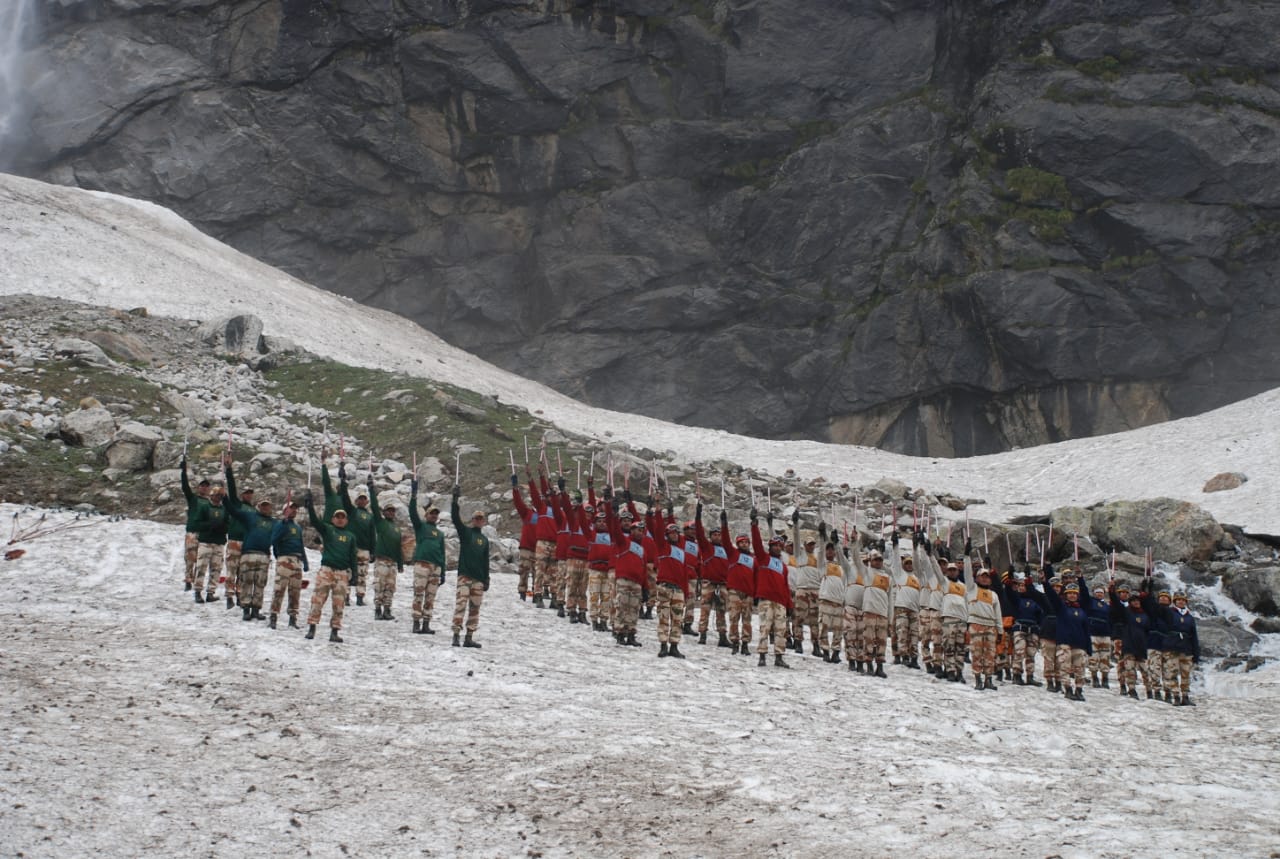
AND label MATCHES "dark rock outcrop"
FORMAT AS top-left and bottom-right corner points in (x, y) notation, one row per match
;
(14, 1), (1280, 454)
